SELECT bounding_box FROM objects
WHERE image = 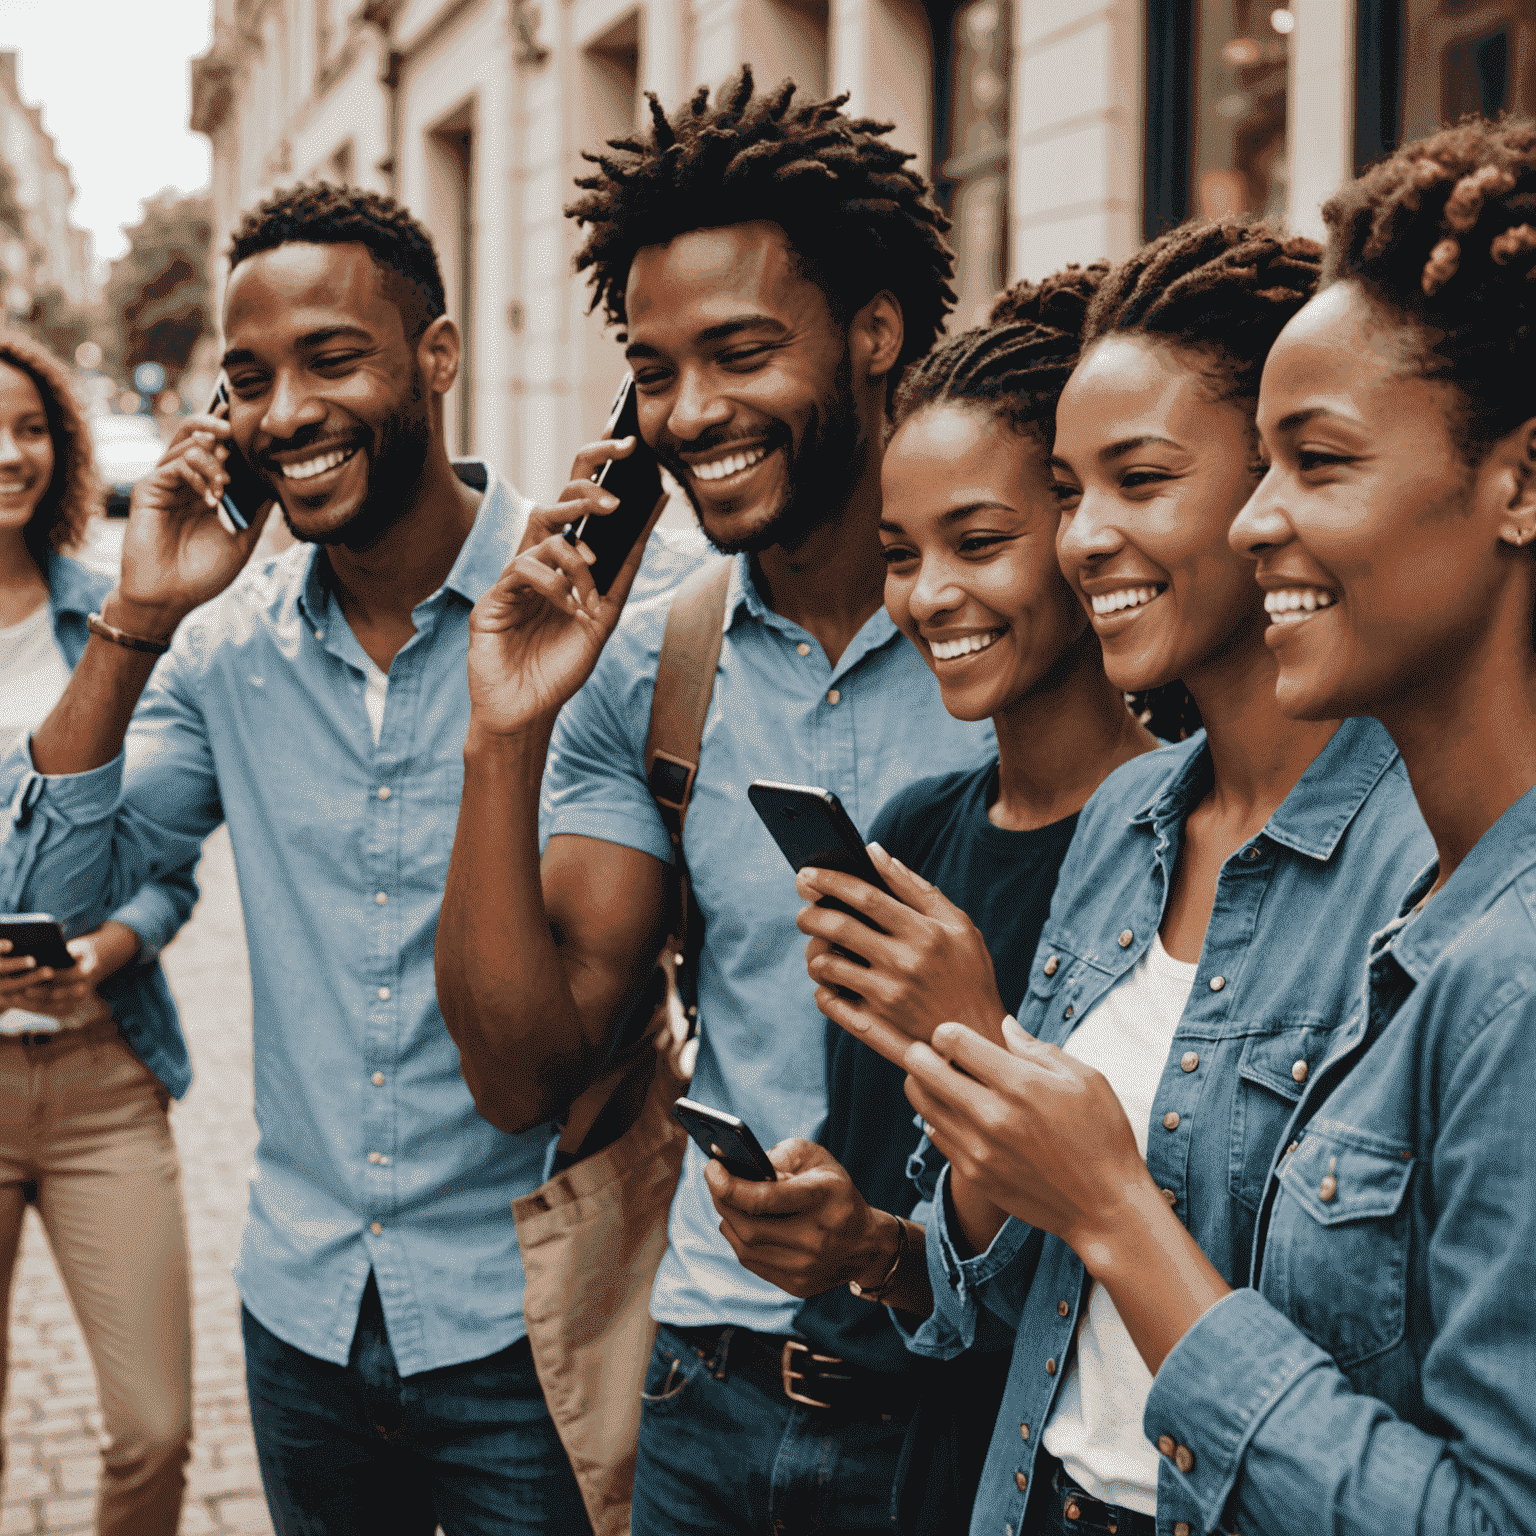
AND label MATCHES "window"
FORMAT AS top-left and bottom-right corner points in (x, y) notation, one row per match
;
(1146, 0), (1292, 236)
(930, 0), (1011, 331)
